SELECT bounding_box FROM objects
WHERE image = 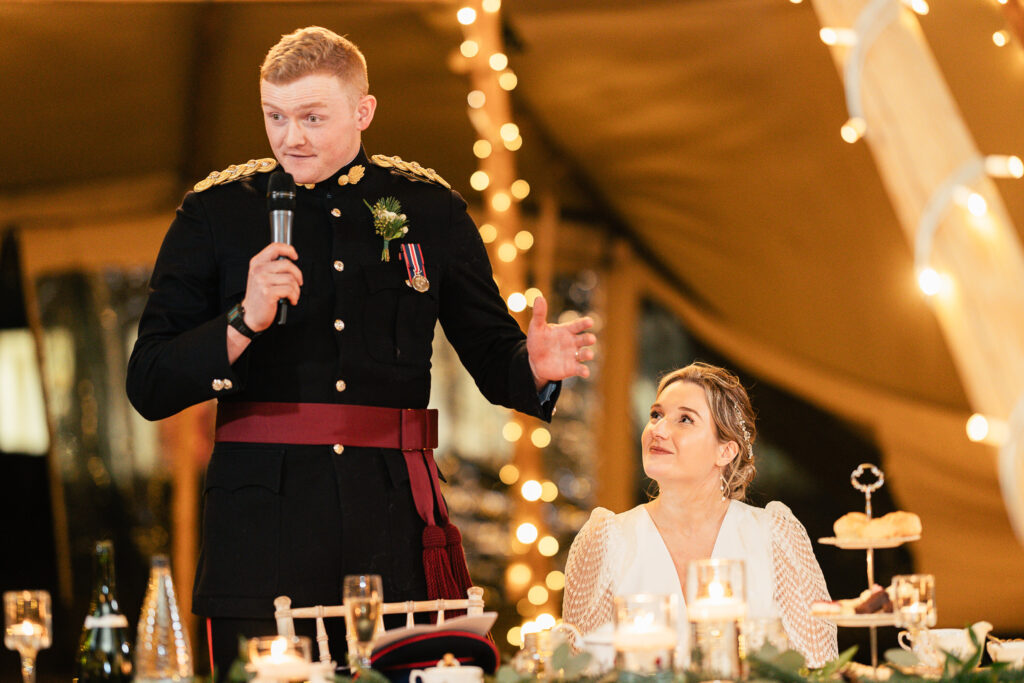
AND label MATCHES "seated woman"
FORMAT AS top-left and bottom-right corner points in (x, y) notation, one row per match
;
(562, 362), (837, 667)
